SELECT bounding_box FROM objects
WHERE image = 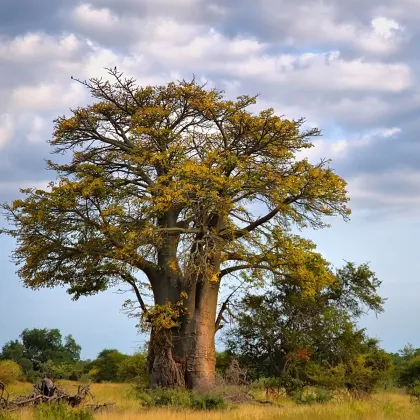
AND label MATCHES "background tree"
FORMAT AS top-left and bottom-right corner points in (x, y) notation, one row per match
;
(0, 340), (32, 376)
(225, 262), (390, 394)
(1, 69), (350, 389)
(1, 328), (81, 378)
